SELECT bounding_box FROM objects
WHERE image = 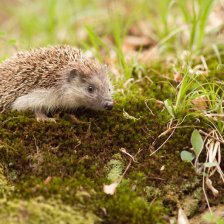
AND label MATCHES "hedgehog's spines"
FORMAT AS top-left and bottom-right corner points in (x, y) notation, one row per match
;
(0, 45), (113, 116)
